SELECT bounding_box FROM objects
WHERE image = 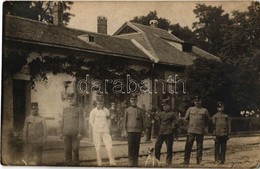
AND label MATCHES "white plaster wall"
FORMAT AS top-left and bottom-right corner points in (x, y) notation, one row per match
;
(31, 73), (75, 127)
(137, 92), (152, 110)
